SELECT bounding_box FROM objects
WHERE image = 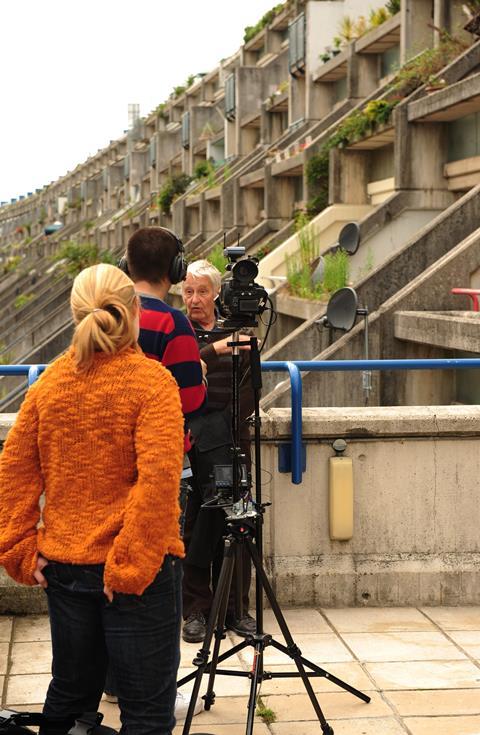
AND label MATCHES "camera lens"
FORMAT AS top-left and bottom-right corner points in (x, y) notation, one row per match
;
(232, 259), (258, 283)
